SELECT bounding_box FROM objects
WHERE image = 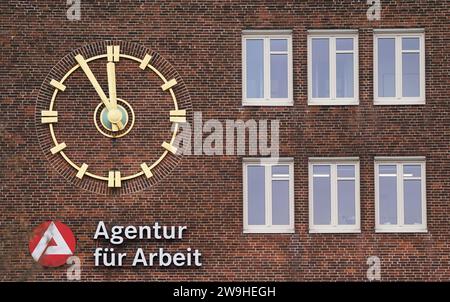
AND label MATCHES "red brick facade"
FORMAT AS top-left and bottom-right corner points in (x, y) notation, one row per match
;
(1, 0), (449, 281)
